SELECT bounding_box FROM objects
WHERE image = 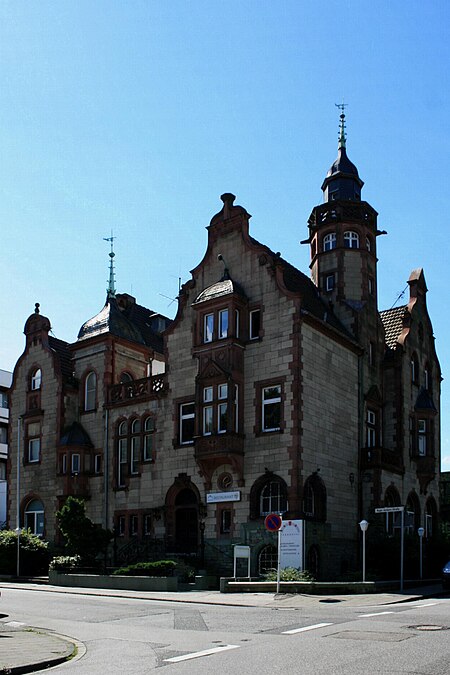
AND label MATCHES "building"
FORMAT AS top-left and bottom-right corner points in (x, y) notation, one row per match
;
(7, 115), (441, 578)
(0, 369), (12, 528)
